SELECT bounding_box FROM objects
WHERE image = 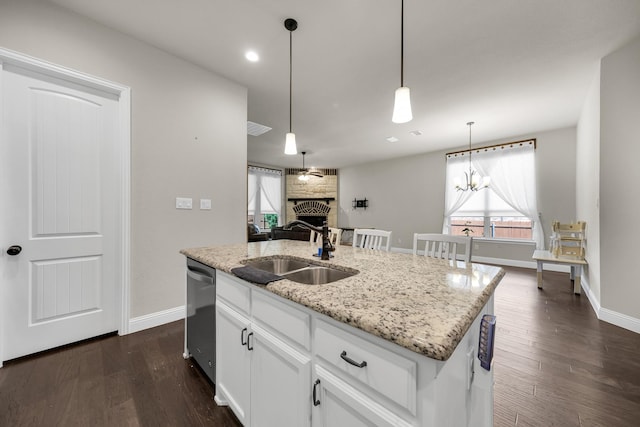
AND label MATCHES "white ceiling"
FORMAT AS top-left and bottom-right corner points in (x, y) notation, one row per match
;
(48, 0), (640, 169)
